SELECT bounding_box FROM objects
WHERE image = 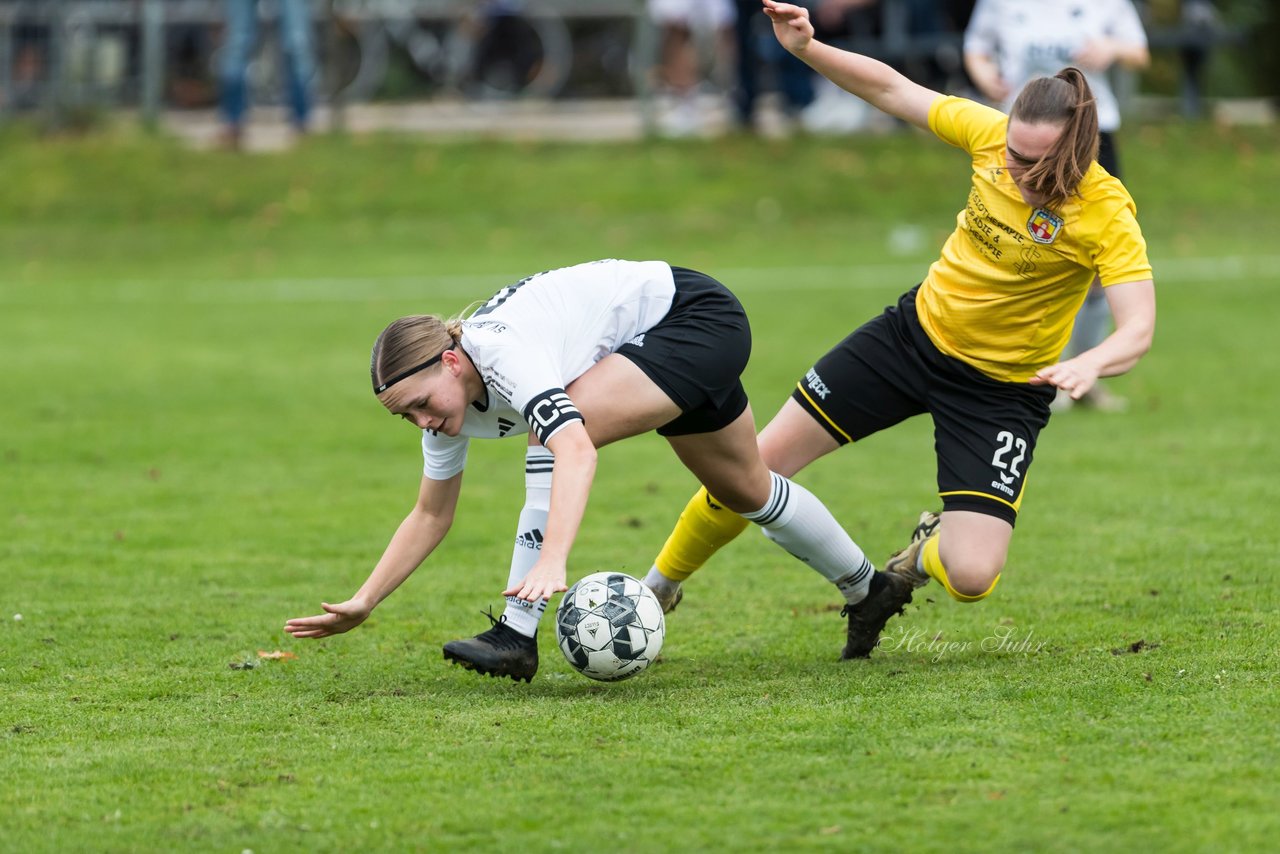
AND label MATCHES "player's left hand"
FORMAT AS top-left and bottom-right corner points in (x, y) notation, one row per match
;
(1030, 357), (1101, 400)
(504, 558), (568, 602)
